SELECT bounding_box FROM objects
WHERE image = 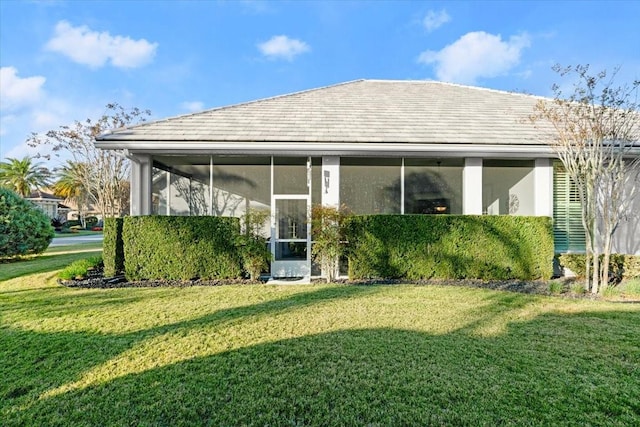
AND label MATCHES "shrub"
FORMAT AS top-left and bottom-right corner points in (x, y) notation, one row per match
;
(345, 215), (554, 281)
(122, 216), (243, 280)
(617, 278), (640, 296)
(58, 256), (103, 280)
(62, 219), (81, 229)
(311, 204), (352, 283)
(548, 280), (564, 295)
(569, 281), (586, 295)
(558, 253), (640, 282)
(103, 217), (124, 277)
(623, 256), (640, 279)
(0, 188), (54, 258)
(238, 209), (271, 281)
